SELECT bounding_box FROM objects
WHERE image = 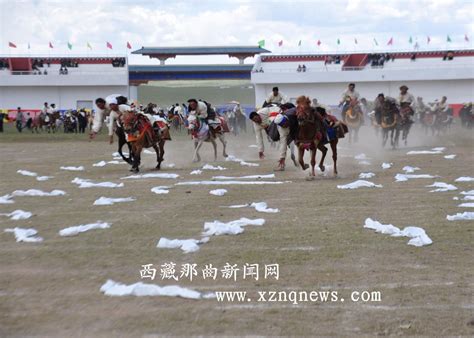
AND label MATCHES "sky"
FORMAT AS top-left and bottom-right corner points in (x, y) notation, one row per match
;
(1, 0), (473, 65)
